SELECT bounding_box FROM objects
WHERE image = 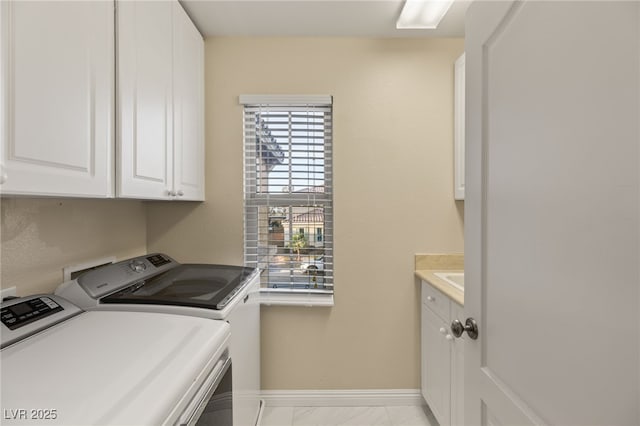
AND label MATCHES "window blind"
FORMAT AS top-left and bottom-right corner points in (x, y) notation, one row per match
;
(242, 97), (333, 295)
